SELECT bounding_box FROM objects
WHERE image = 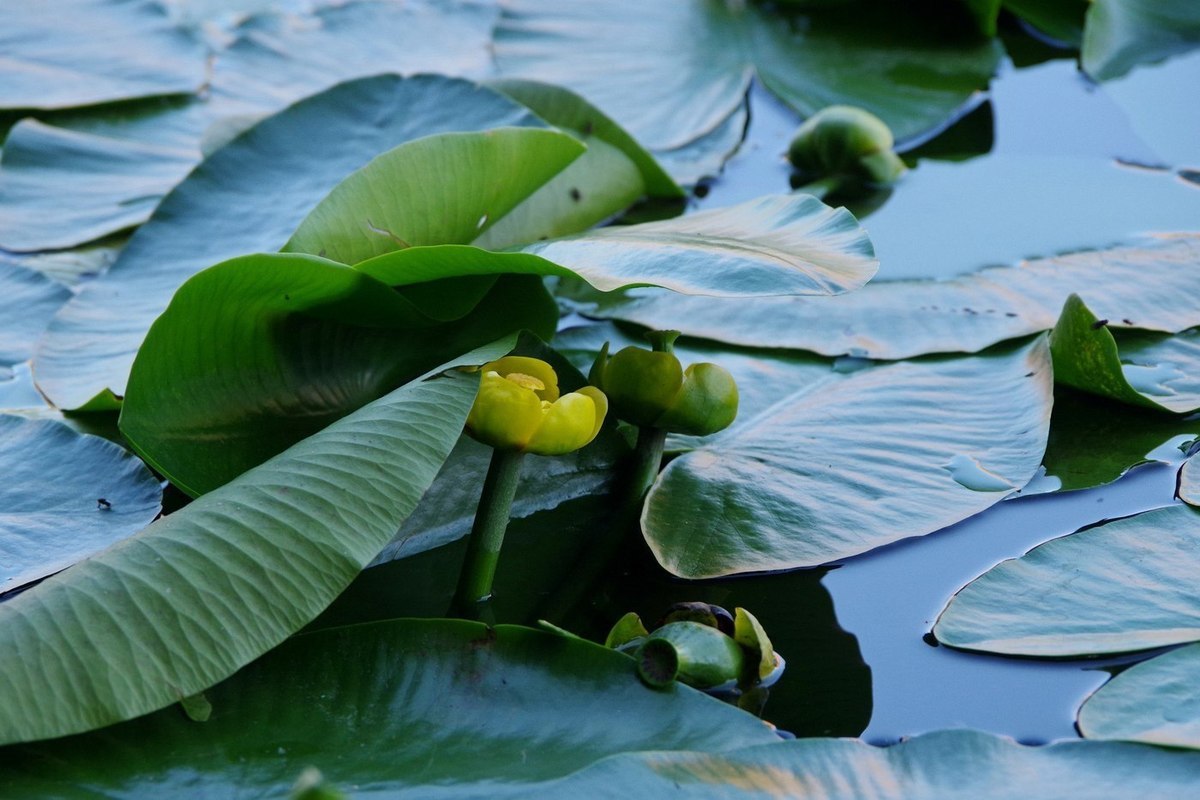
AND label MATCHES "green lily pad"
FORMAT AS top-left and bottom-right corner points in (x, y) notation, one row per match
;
(1078, 642), (1200, 748)
(1051, 294), (1200, 413)
(1041, 387), (1199, 492)
(0, 262), (70, 366)
(523, 729), (1200, 798)
(33, 74), (544, 410)
(934, 504), (1200, 657)
(0, 619), (779, 793)
(651, 102), (749, 186)
(0, 0), (498, 252)
(354, 192), (876, 298)
(0, 0), (205, 110)
(1082, 0), (1200, 81)
(494, 0), (1000, 151)
(643, 338), (1053, 577)
(119, 251), (556, 496)
(0, 414), (161, 592)
(0, 356), (491, 745)
(586, 236), (1200, 360)
(283, 128), (589, 262)
(1004, 0), (1088, 45)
